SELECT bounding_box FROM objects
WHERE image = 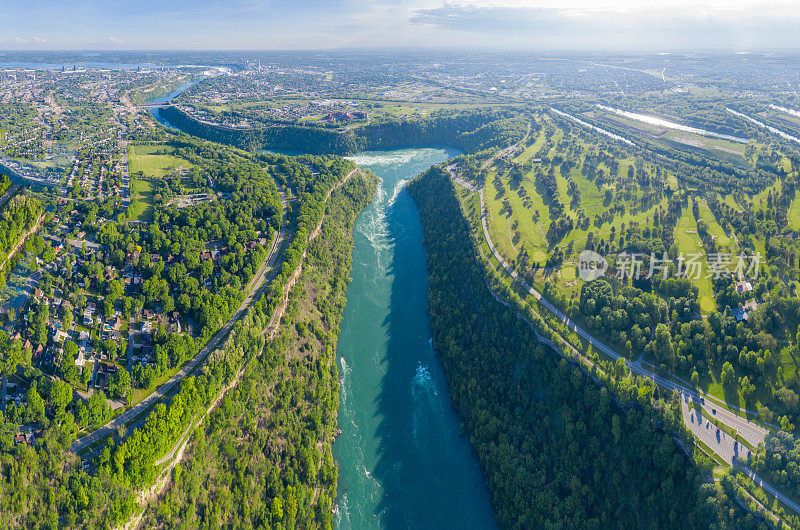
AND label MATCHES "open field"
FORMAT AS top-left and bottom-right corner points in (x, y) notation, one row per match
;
(592, 108), (748, 165)
(674, 206), (716, 313)
(789, 192), (800, 230)
(127, 144), (195, 220)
